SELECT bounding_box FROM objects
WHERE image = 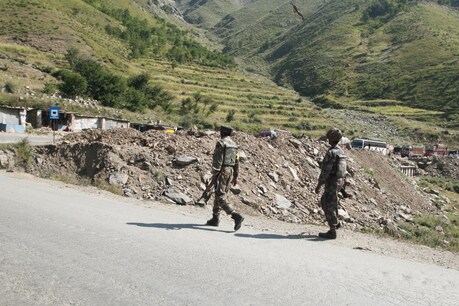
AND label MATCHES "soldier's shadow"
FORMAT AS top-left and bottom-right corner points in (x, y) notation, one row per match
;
(234, 232), (325, 241)
(126, 222), (234, 233)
